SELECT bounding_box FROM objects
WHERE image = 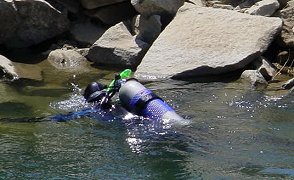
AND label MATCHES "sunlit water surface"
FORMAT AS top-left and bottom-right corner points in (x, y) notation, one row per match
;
(0, 71), (293, 179)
